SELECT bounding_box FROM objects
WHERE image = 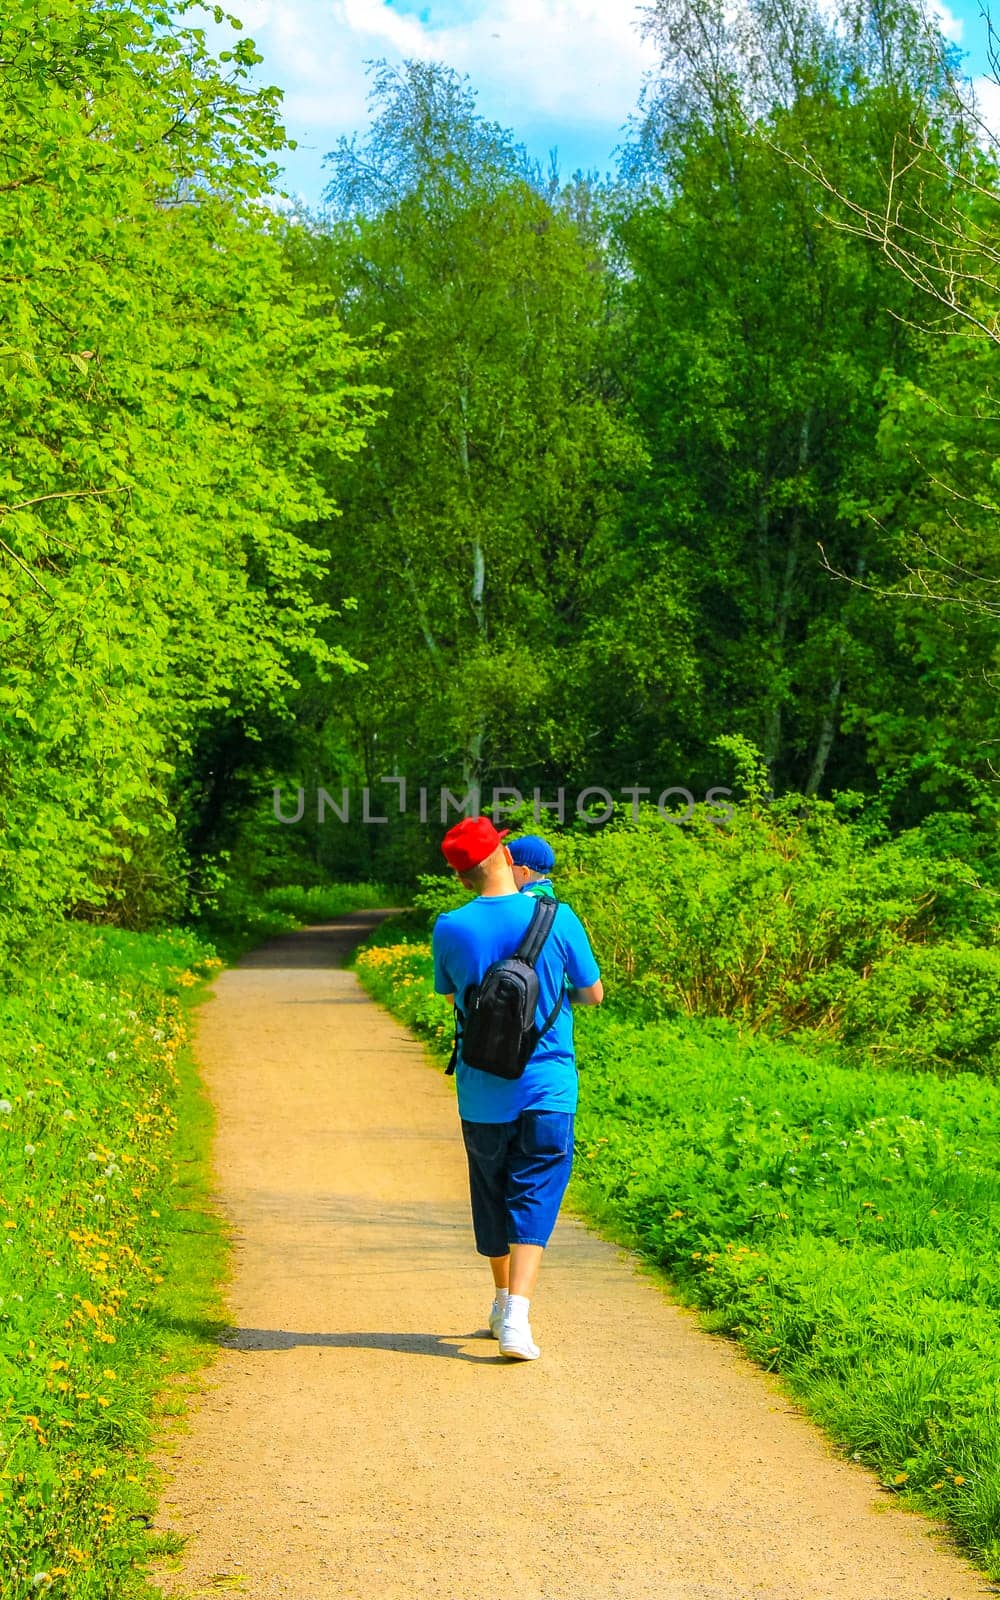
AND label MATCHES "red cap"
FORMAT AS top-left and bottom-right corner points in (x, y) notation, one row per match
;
(441, 816), (510, 873)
